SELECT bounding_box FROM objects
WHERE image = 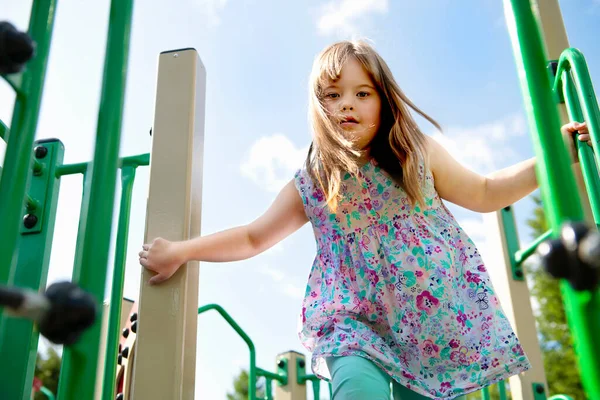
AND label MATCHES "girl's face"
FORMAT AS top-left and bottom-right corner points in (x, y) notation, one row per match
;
(322, 57), (382, 154)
